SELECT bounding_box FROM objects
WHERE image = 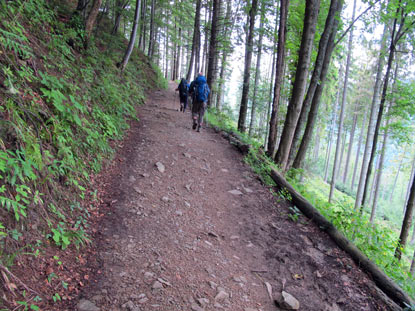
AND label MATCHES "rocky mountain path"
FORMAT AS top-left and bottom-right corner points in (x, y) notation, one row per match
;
(77, 82), (398, 311)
